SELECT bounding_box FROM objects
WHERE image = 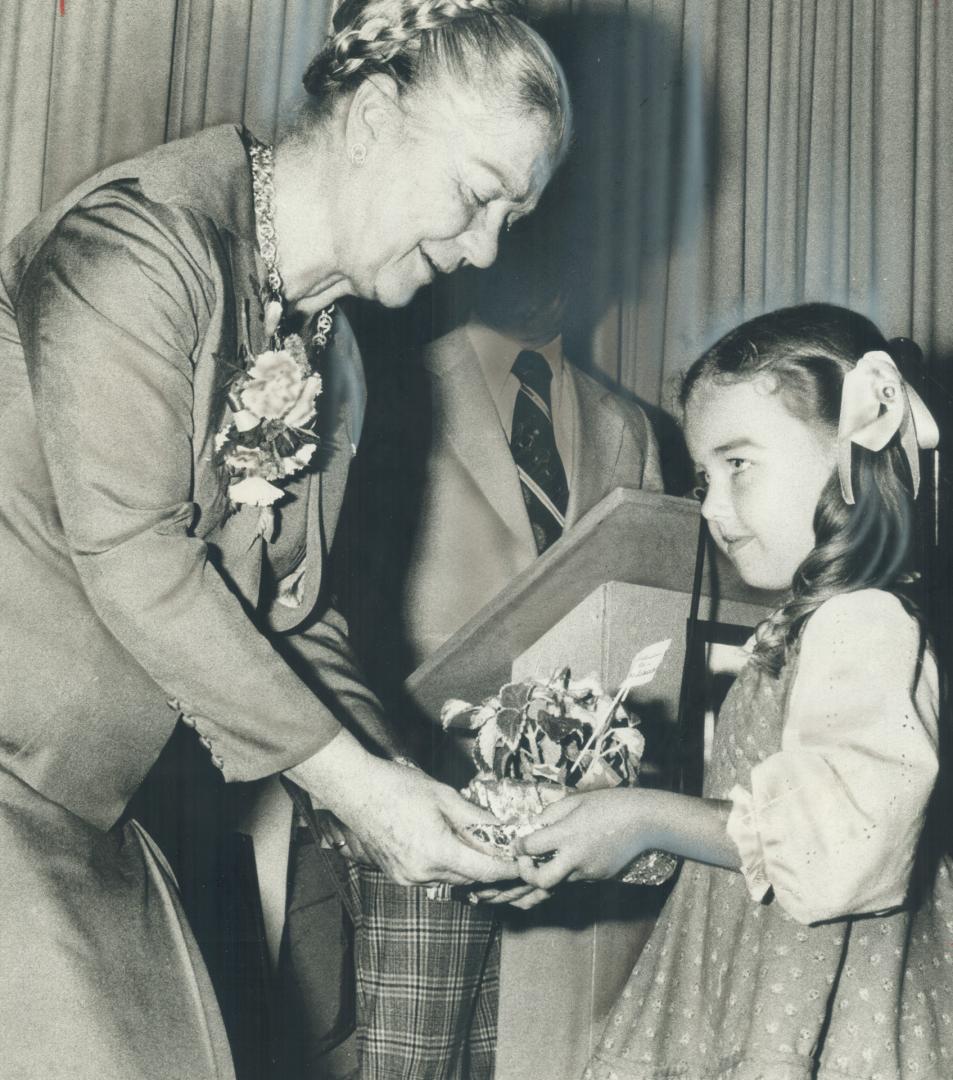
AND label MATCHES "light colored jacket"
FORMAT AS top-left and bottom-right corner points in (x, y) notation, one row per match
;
(401, 324), (664, 663)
